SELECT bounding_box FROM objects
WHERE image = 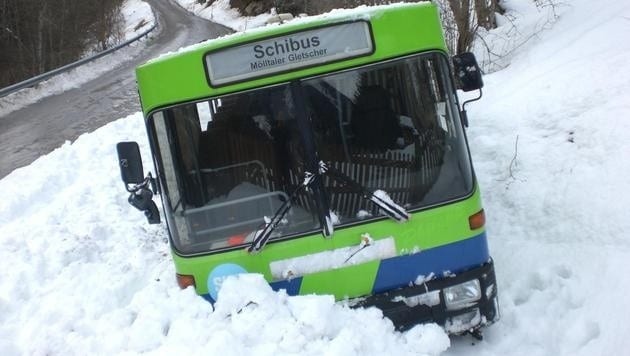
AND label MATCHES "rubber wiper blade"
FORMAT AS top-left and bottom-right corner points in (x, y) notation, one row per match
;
(247, 201), (292, 253)
(321, 162), (409, 223)
(369, 189), (410, 222)
(248, 172), (318, 253)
